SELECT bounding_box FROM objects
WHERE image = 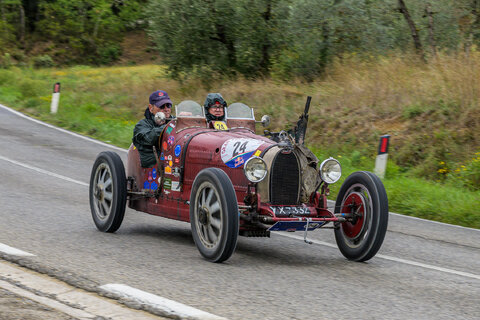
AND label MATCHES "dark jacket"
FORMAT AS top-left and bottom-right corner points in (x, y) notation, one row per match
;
(132, 108), (171, 167)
